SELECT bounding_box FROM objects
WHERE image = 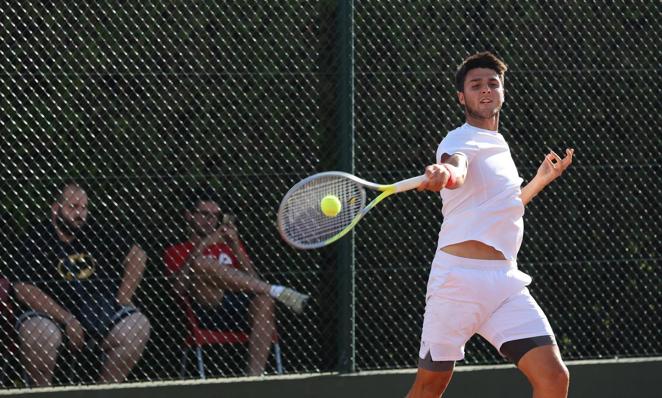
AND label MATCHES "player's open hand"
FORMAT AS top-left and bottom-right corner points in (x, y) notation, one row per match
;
(535, 148), (574, 185)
